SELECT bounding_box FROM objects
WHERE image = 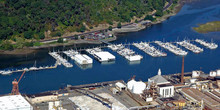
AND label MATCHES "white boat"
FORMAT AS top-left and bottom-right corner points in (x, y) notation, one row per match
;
(1, 70), (12, 75)
(195, 39), (218, 49)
